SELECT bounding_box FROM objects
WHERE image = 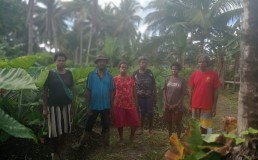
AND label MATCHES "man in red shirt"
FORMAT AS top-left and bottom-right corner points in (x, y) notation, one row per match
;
(189, 54), (221, 134)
